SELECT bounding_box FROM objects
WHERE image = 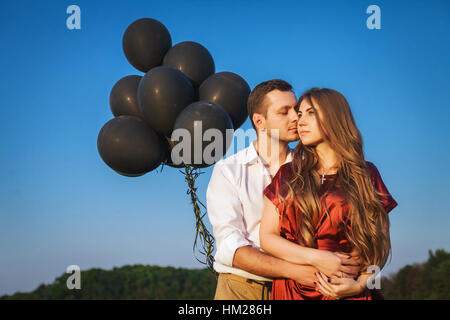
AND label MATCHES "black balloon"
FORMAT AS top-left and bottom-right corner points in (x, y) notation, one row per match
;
(97, 115), (164, 176)
(172, 101), (234, 168)
(161, 137), (186, 168)
(199, 72), (250, 129)
(122, 18), (172, 73)
(109, 75), (142, 118)
(138, 66), (196, 137)
(114, 170), (147, 177)
(163, 41), (215, 88)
